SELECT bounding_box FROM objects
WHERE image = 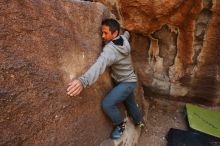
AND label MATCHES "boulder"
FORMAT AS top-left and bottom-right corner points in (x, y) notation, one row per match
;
(0, 1), (115, 145)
